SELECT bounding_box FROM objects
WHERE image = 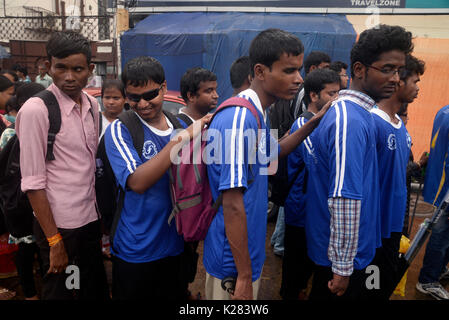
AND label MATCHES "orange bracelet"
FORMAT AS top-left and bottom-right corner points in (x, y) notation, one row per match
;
(47, 233), (63, 247)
